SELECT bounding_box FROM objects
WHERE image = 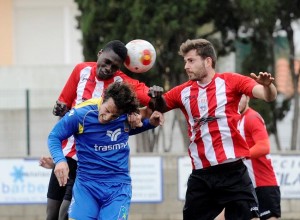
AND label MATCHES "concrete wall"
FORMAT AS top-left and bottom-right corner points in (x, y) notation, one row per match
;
(0, 154), (299, 220)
